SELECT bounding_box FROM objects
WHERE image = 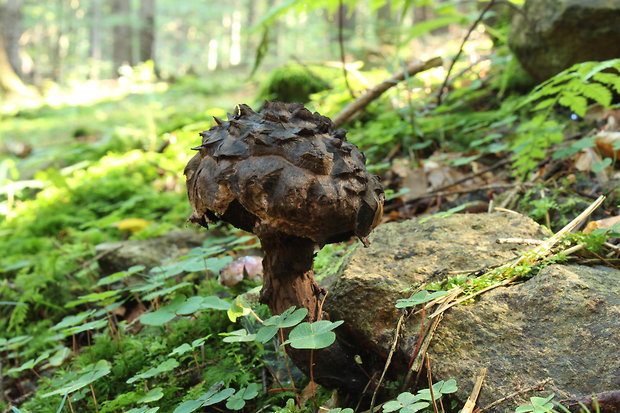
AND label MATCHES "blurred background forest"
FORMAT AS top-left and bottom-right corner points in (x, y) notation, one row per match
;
(1, 0), (619, 412)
